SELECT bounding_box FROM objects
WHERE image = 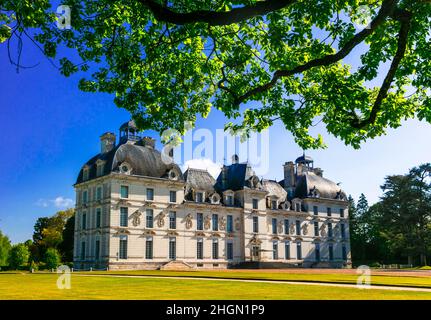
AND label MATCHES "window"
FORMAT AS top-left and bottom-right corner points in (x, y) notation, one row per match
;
(96, 208), (101, 228)
(327, 207), (332, 217)
(119, 236), (127, 259)
(169, 190), (177, 203)
(295, 202), (301, 212)
(252, 216), (259, 233)
(169, 237), (176, 260)
(252, 198), (258, 209)
(83, 191), (88, 204)
(95, 240), (100, 260)
(272, 218), (277, 234)
(146, 209), (153, 228)
(227, 241), (233, 260)
(197, 238), (203, 260)
(284, 241), (290, 259)
(341, 223), (346, 239)
(197, 213), (203, 231)
(329, 244), (334, 261)
(120, 207), (128, 227)
(313, 205), (318, 216)
(97, 164), (104, 177)
(81, 242), (86, 260)
(315, 243), (320, 261)
(226, 195), (233, 206)
(169, 211), (176, 229)
(96, 187), (102, 201)
(295, 220), (301, 236)
(83, 168), (89, 181)
(226, 215), (233, 232)
(273, 241), (278, 260)
(145, 237), (153, 259)
(284, 219), (289, 235)
(340, 208), (345, 218)
(212, 214), (218, 231)
(212, 239), (219, 259)
(328, 222), (333, 238)
(314, 221), (319, 237)
(196, 192), (203, 203)
(146, 188), (154, 201)
(296, 242), (302, 260)
(342, 245), (347, 260)
(120, 186), (129, 198)
(271, 200), (277, 210)
(82, 212), (87, 230)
